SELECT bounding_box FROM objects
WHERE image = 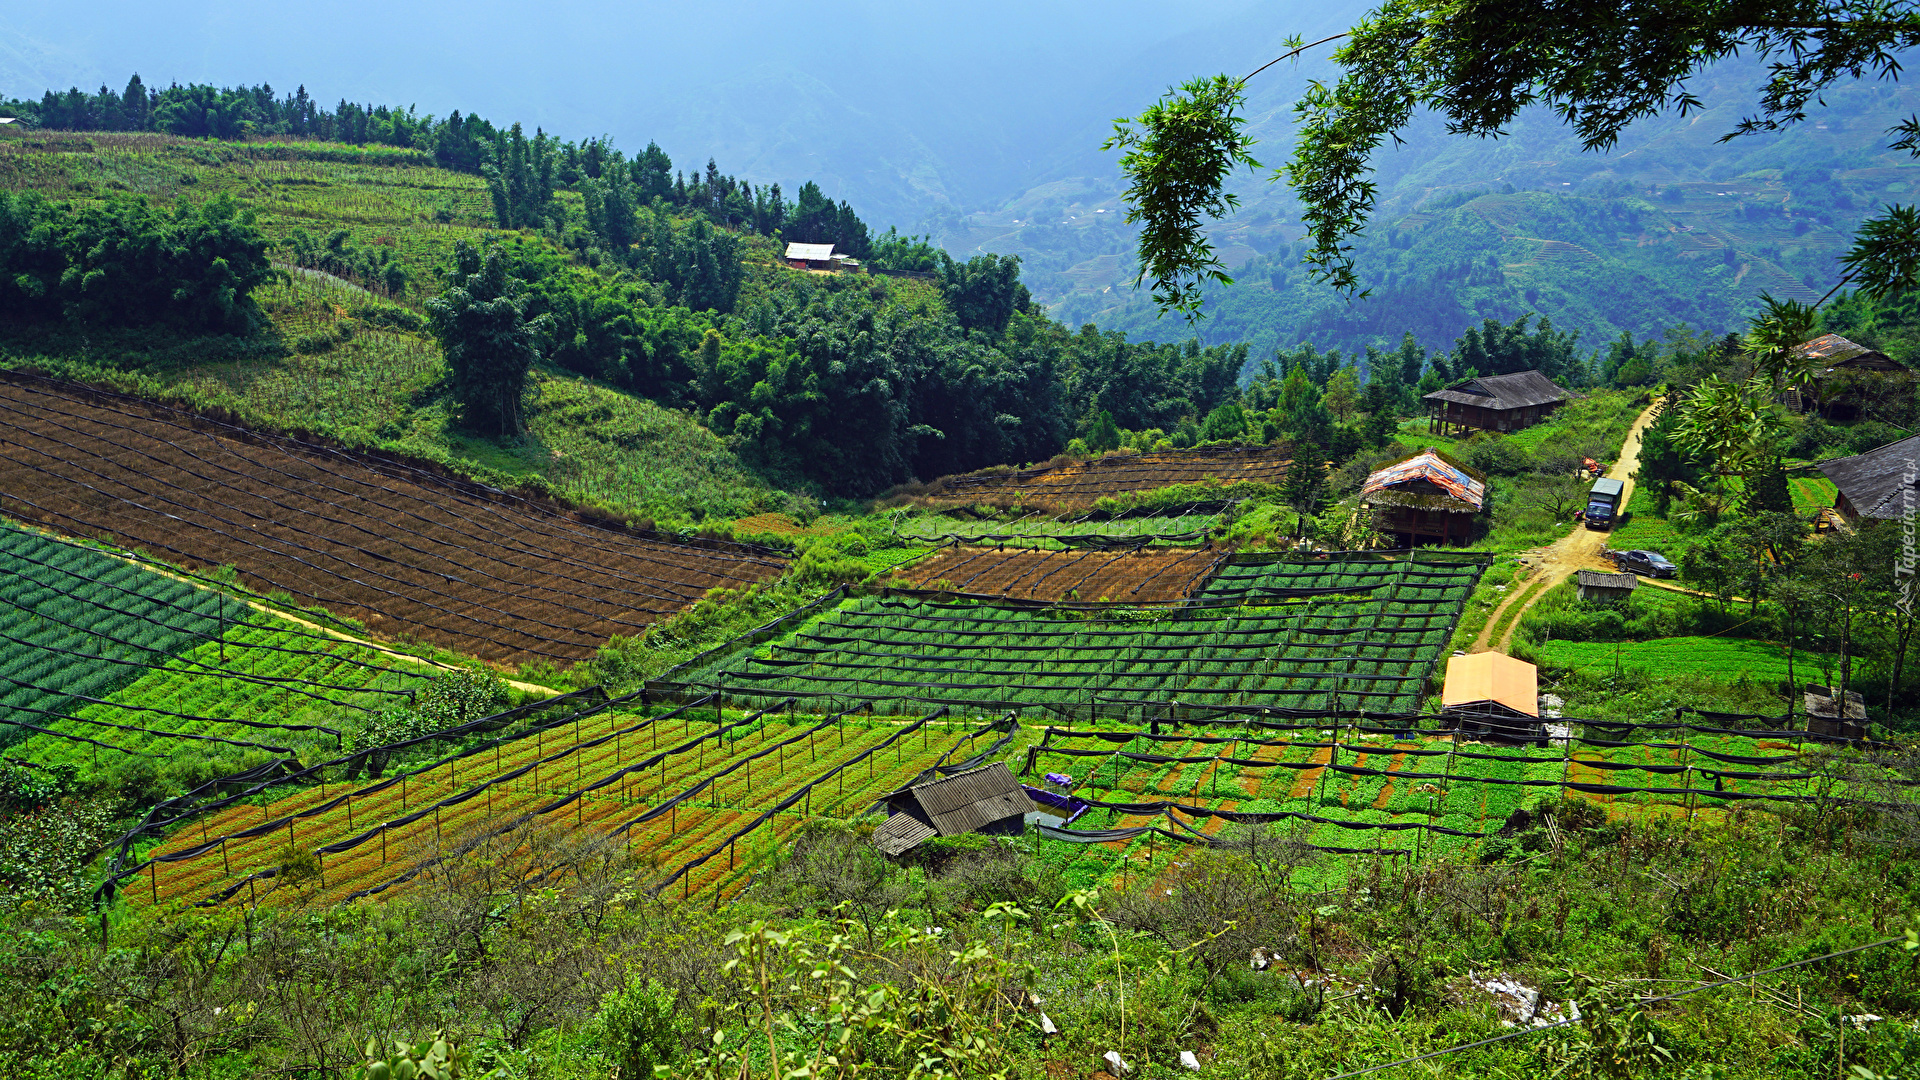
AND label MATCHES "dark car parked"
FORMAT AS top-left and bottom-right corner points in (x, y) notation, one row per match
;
(1609, 549), (1676, 578)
